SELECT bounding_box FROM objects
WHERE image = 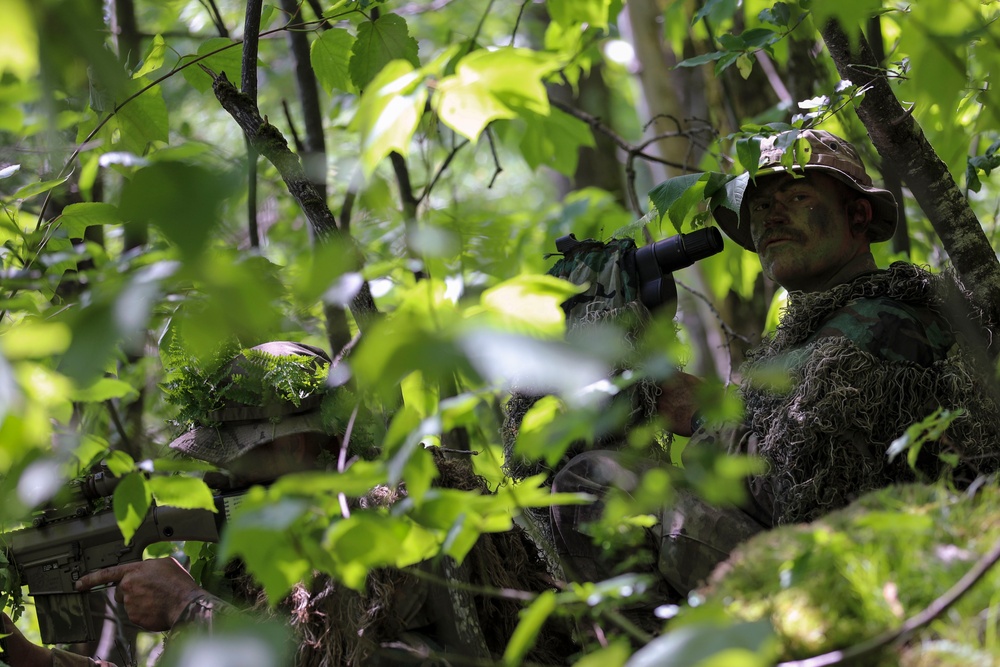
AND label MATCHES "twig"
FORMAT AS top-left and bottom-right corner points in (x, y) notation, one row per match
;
(200, 0), (230, 38)
(778, 535), (1000, 667)
(485, 129), (502, 188)
(104, 400), (133, 454)
(511, 0), (532, 46)
(418, 139), (470, 205)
